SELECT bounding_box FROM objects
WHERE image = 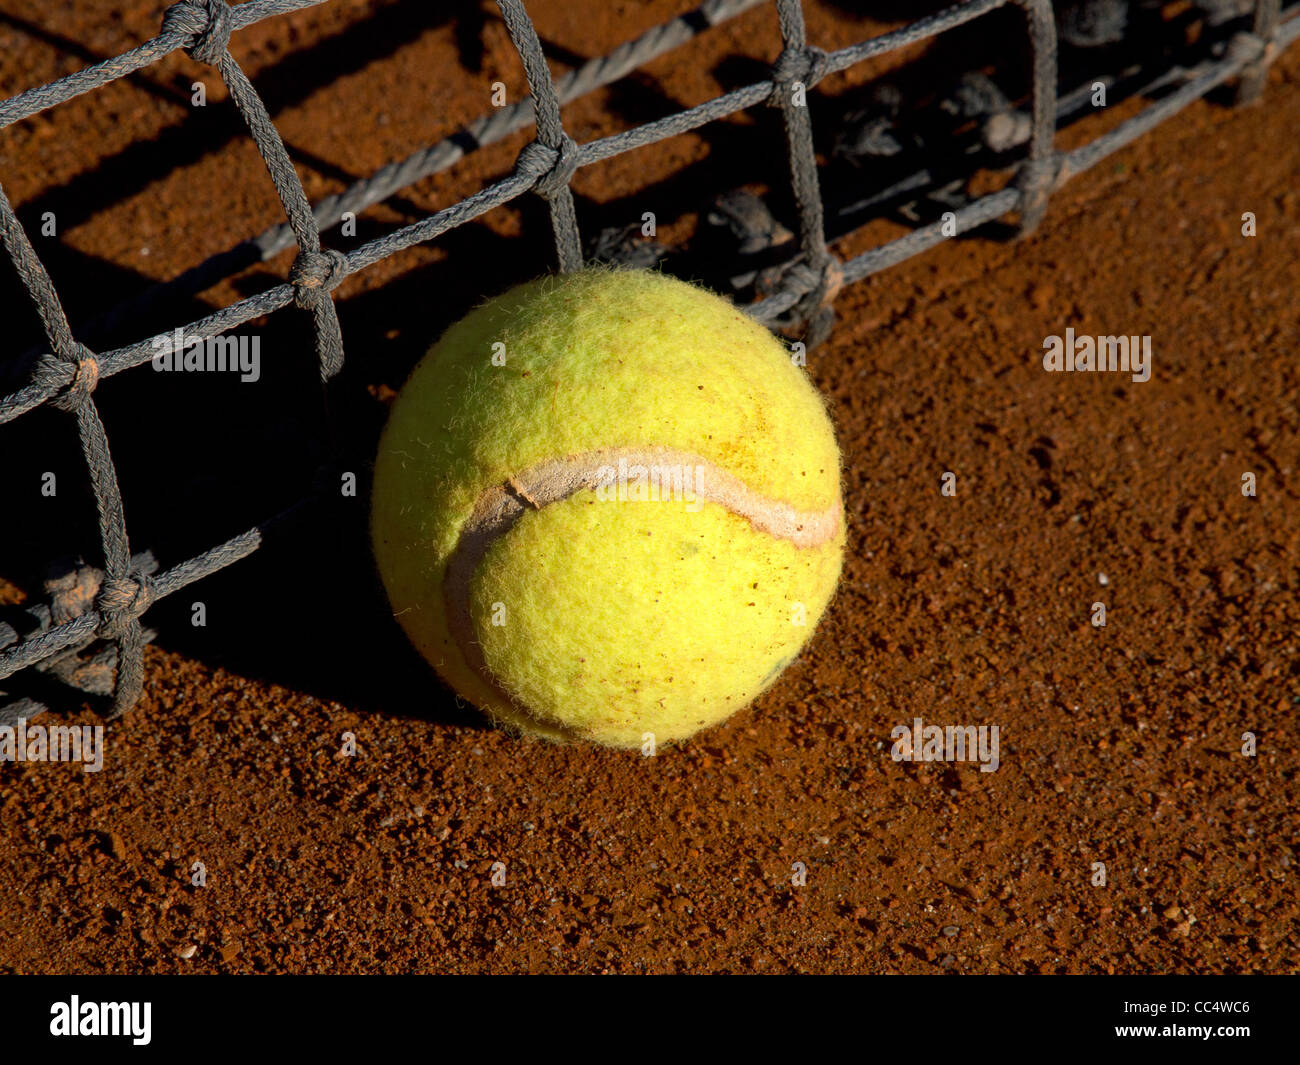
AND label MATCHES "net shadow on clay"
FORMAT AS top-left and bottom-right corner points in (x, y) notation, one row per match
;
(0, 0), (1294, 725)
